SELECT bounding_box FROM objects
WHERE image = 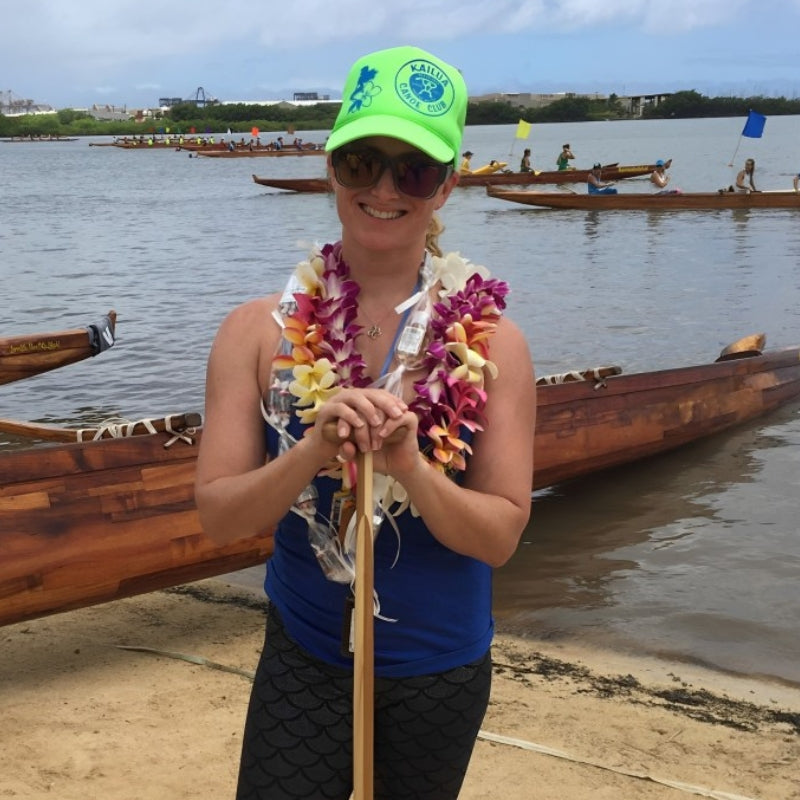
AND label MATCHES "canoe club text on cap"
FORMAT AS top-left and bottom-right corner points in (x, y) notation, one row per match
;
(395, 58), (455, 116)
